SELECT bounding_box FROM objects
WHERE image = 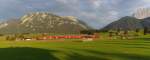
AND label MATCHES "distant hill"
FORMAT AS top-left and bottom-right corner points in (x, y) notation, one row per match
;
(0, 12), (89, 34)
(101, 16), (144, 31)
(141, 17), (150, 29)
